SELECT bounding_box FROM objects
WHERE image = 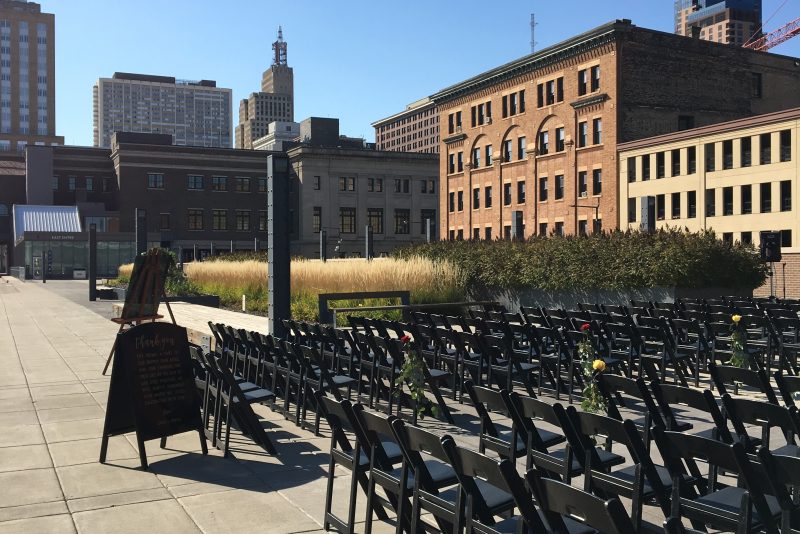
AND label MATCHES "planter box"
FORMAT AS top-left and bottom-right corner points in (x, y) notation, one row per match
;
(468, 286), (753, 312)
(170, 295), (220, 308)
